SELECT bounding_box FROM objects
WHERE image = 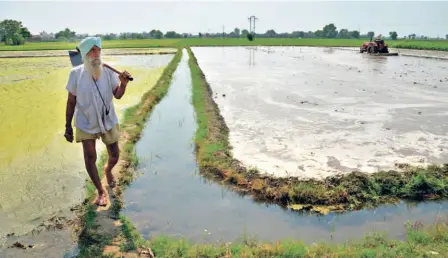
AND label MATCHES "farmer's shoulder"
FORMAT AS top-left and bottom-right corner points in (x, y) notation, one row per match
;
(68, 65), (86, 81)
(70, 64), (85, 74)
